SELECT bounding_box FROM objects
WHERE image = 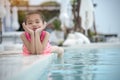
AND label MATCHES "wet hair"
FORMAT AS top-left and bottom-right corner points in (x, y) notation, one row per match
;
(24, 11), (45, 24)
